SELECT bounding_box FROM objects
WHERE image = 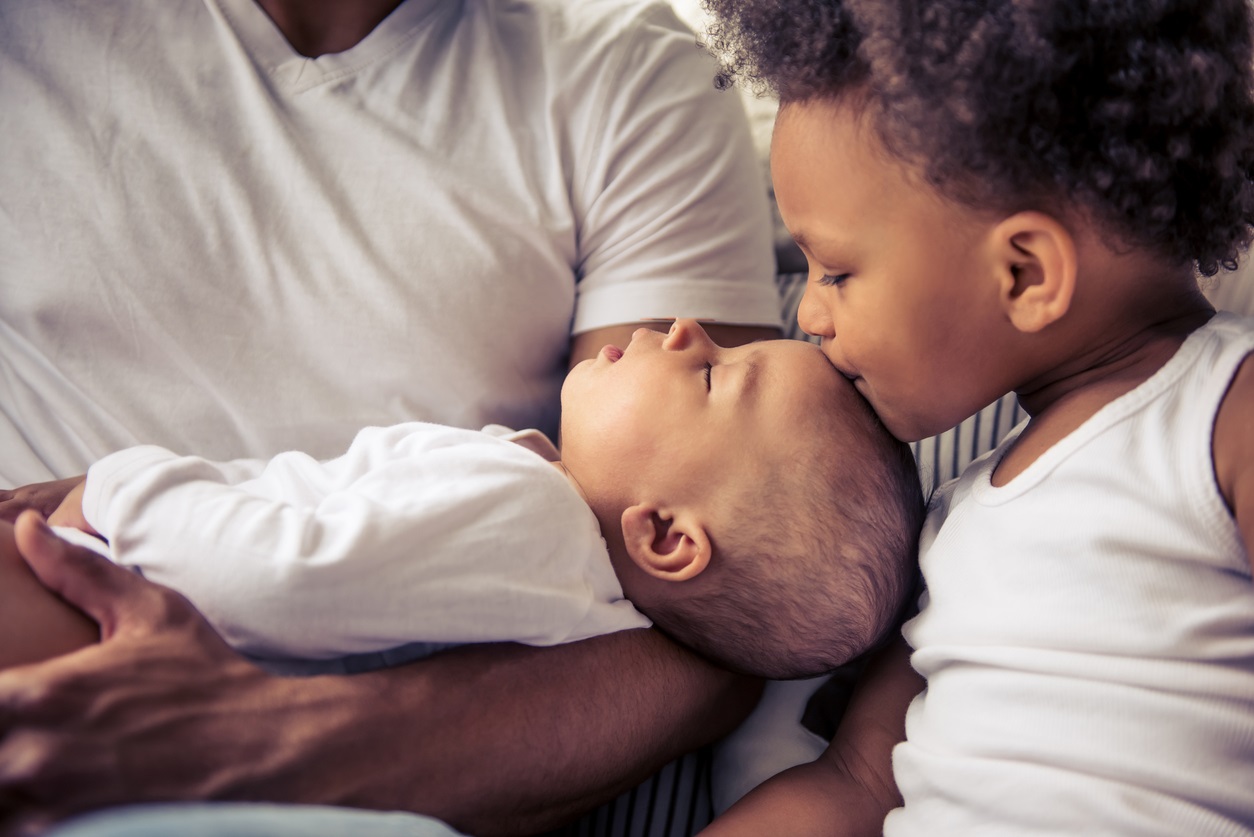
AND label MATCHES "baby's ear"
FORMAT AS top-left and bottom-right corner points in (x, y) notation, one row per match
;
(990, 211), (1077, 333)
(620, 504), (711, 582)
